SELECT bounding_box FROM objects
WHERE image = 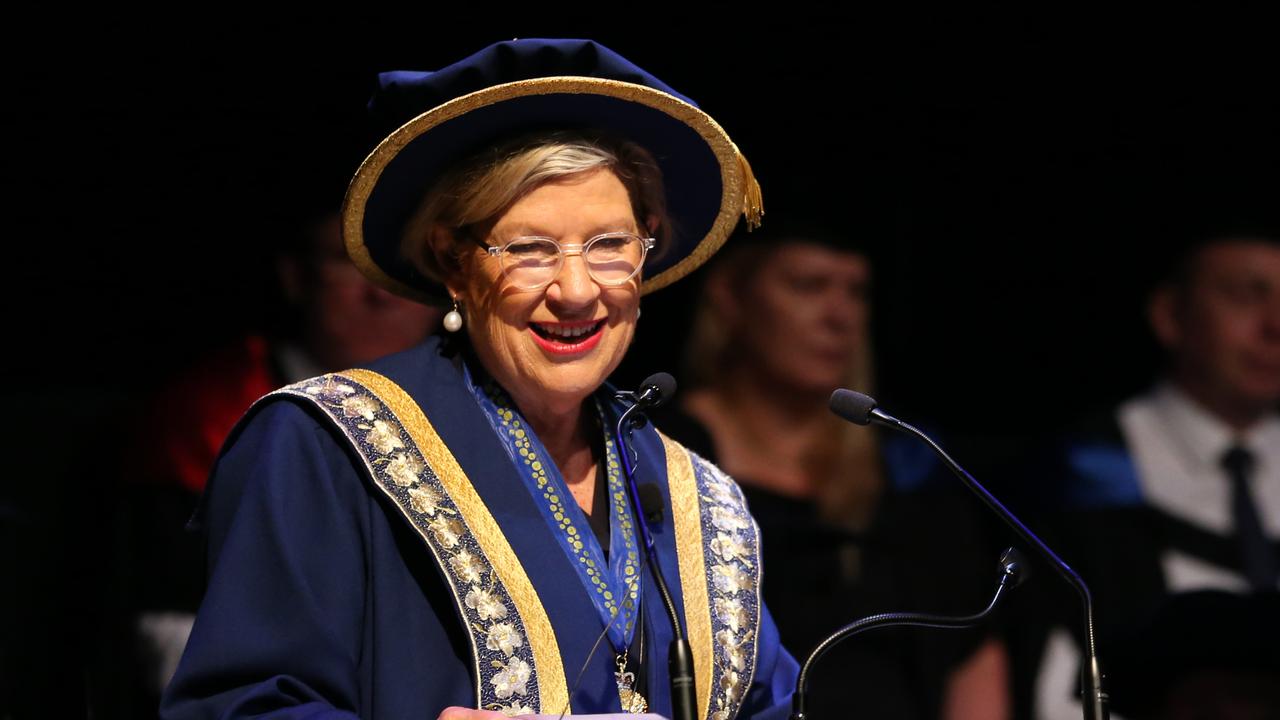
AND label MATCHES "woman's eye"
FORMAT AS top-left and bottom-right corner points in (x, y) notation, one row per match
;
(506, 240), (554, 257)
(592, 236), (629, 251)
